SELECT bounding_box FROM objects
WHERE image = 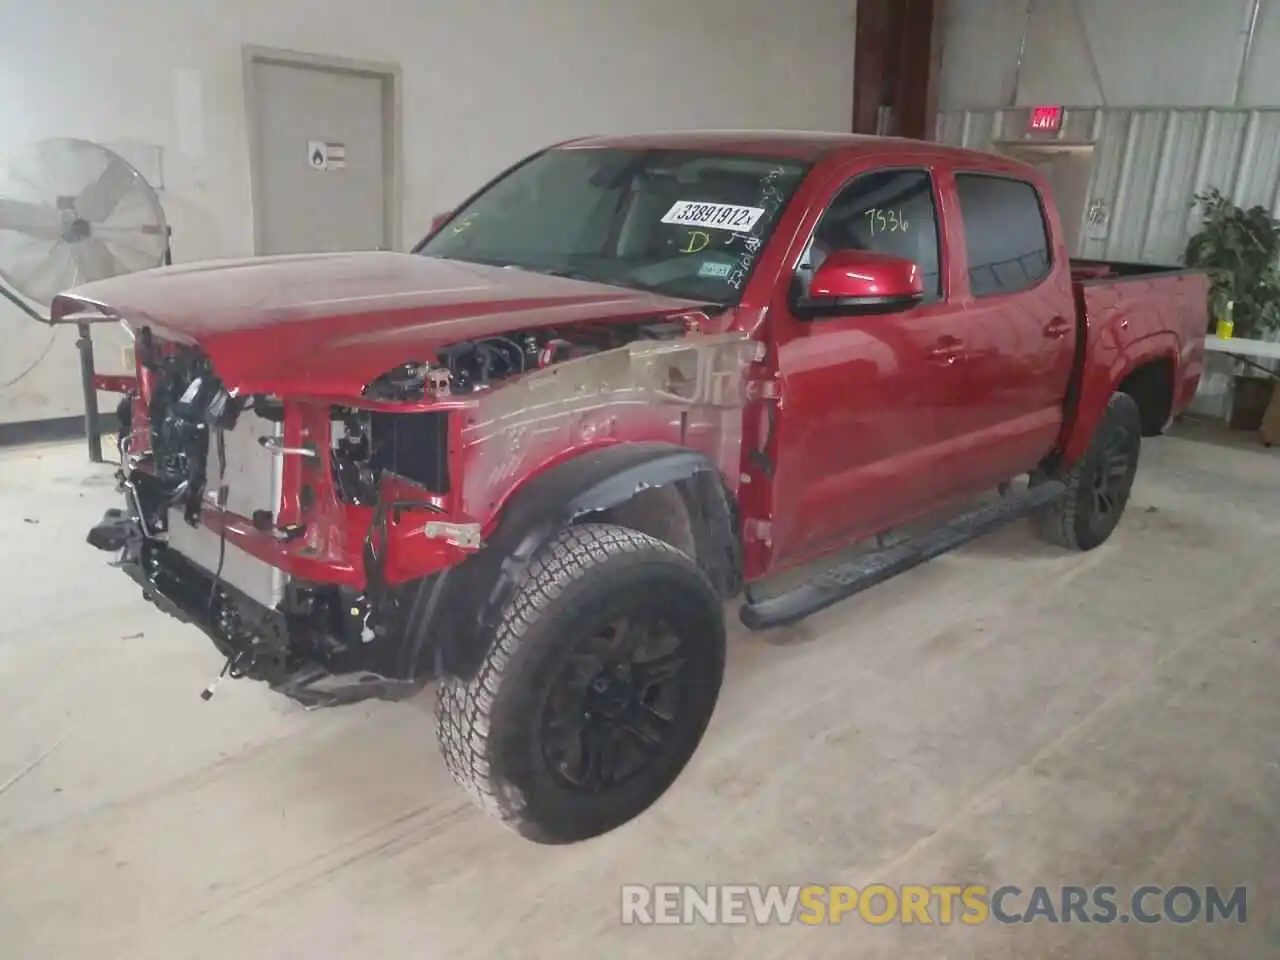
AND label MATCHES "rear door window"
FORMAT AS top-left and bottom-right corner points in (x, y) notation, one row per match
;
(954, 174), (1052, 297)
